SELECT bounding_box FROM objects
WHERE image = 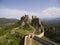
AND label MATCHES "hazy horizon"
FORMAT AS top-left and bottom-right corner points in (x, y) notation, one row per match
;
(0, 0), (60, 19)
